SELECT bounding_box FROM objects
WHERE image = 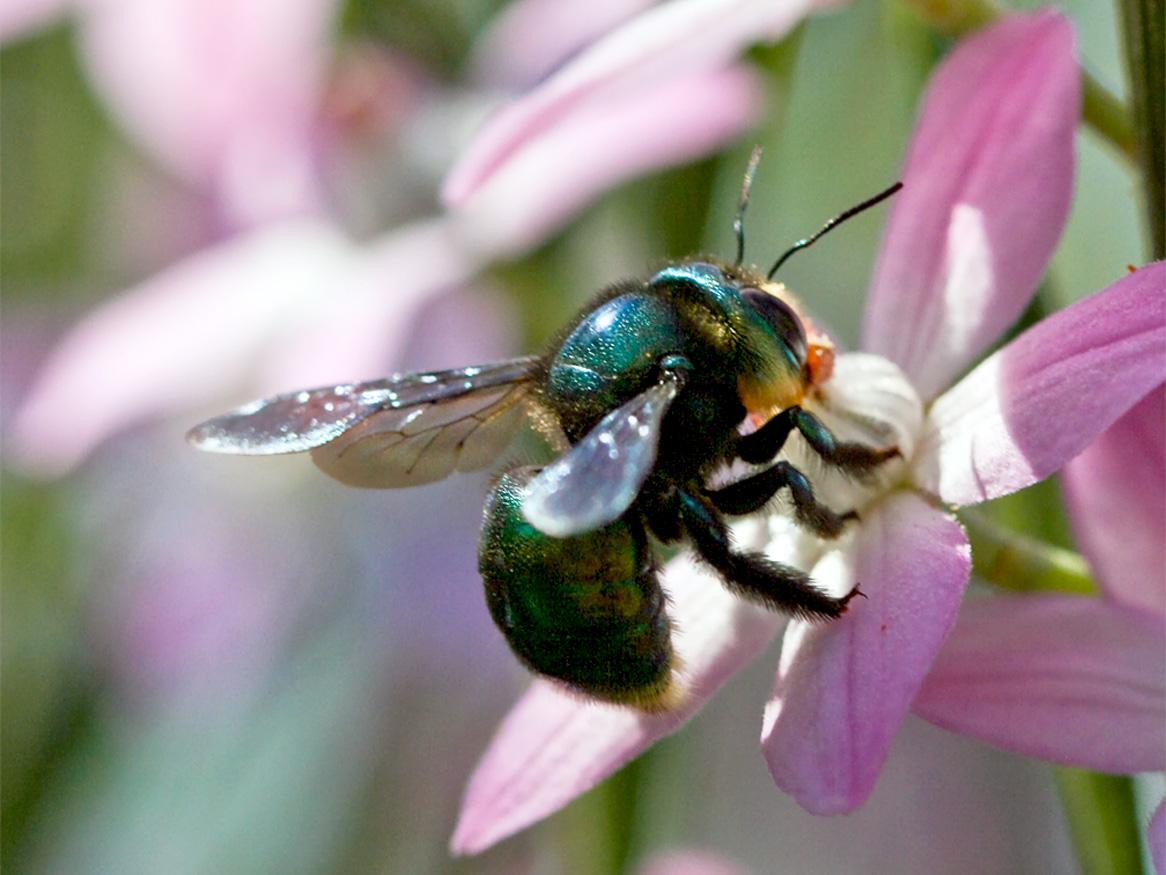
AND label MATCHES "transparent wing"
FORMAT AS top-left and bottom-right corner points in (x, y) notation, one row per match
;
(310, 373), (536, 488)
(187, 356), (541, 487)
(522, 371), (682, 538)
